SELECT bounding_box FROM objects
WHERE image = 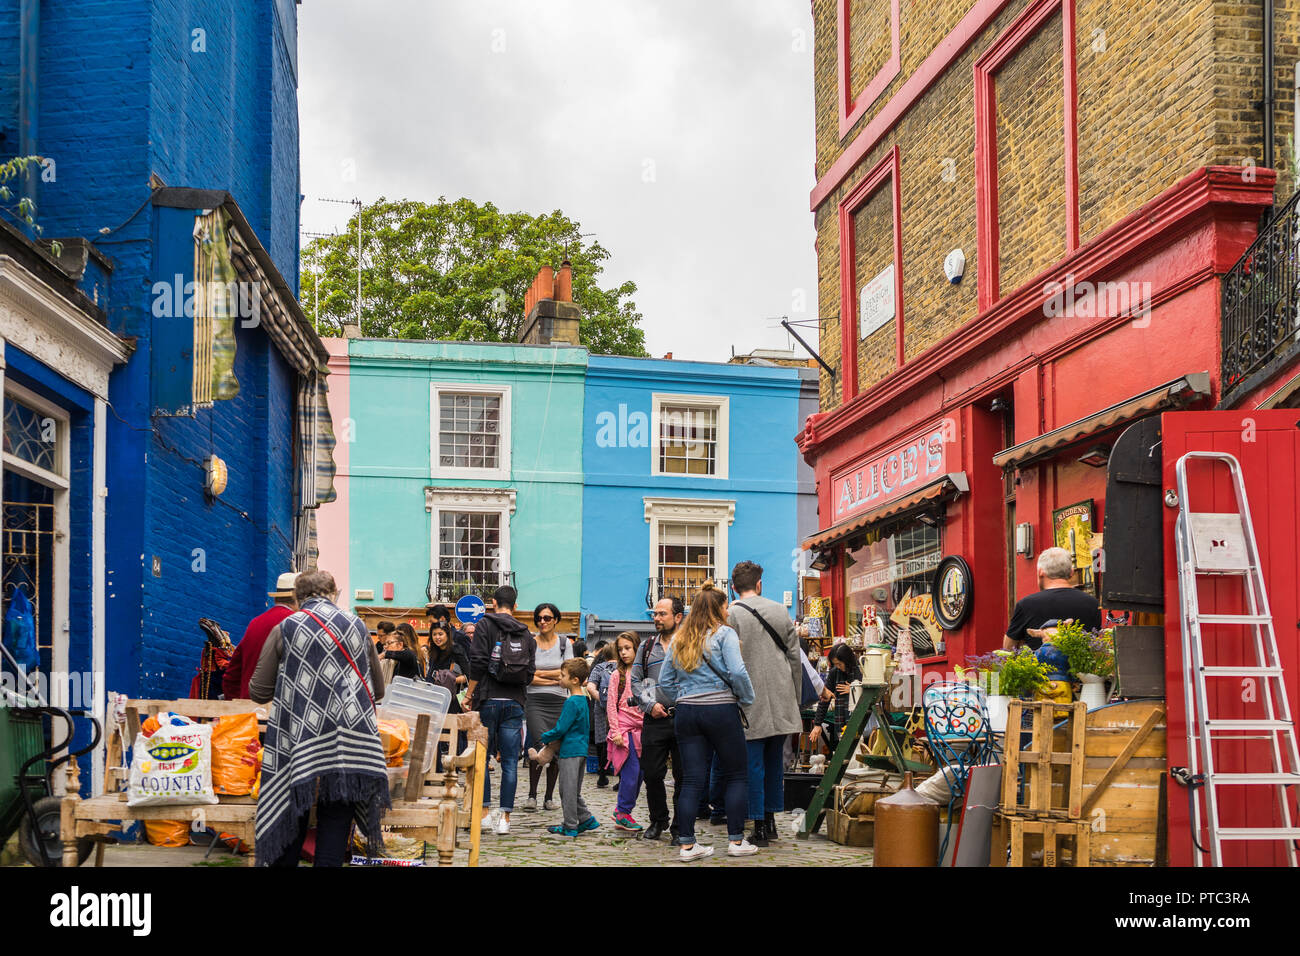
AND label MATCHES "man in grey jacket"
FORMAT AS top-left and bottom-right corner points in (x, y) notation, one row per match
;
(727, 561), (802, 846)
